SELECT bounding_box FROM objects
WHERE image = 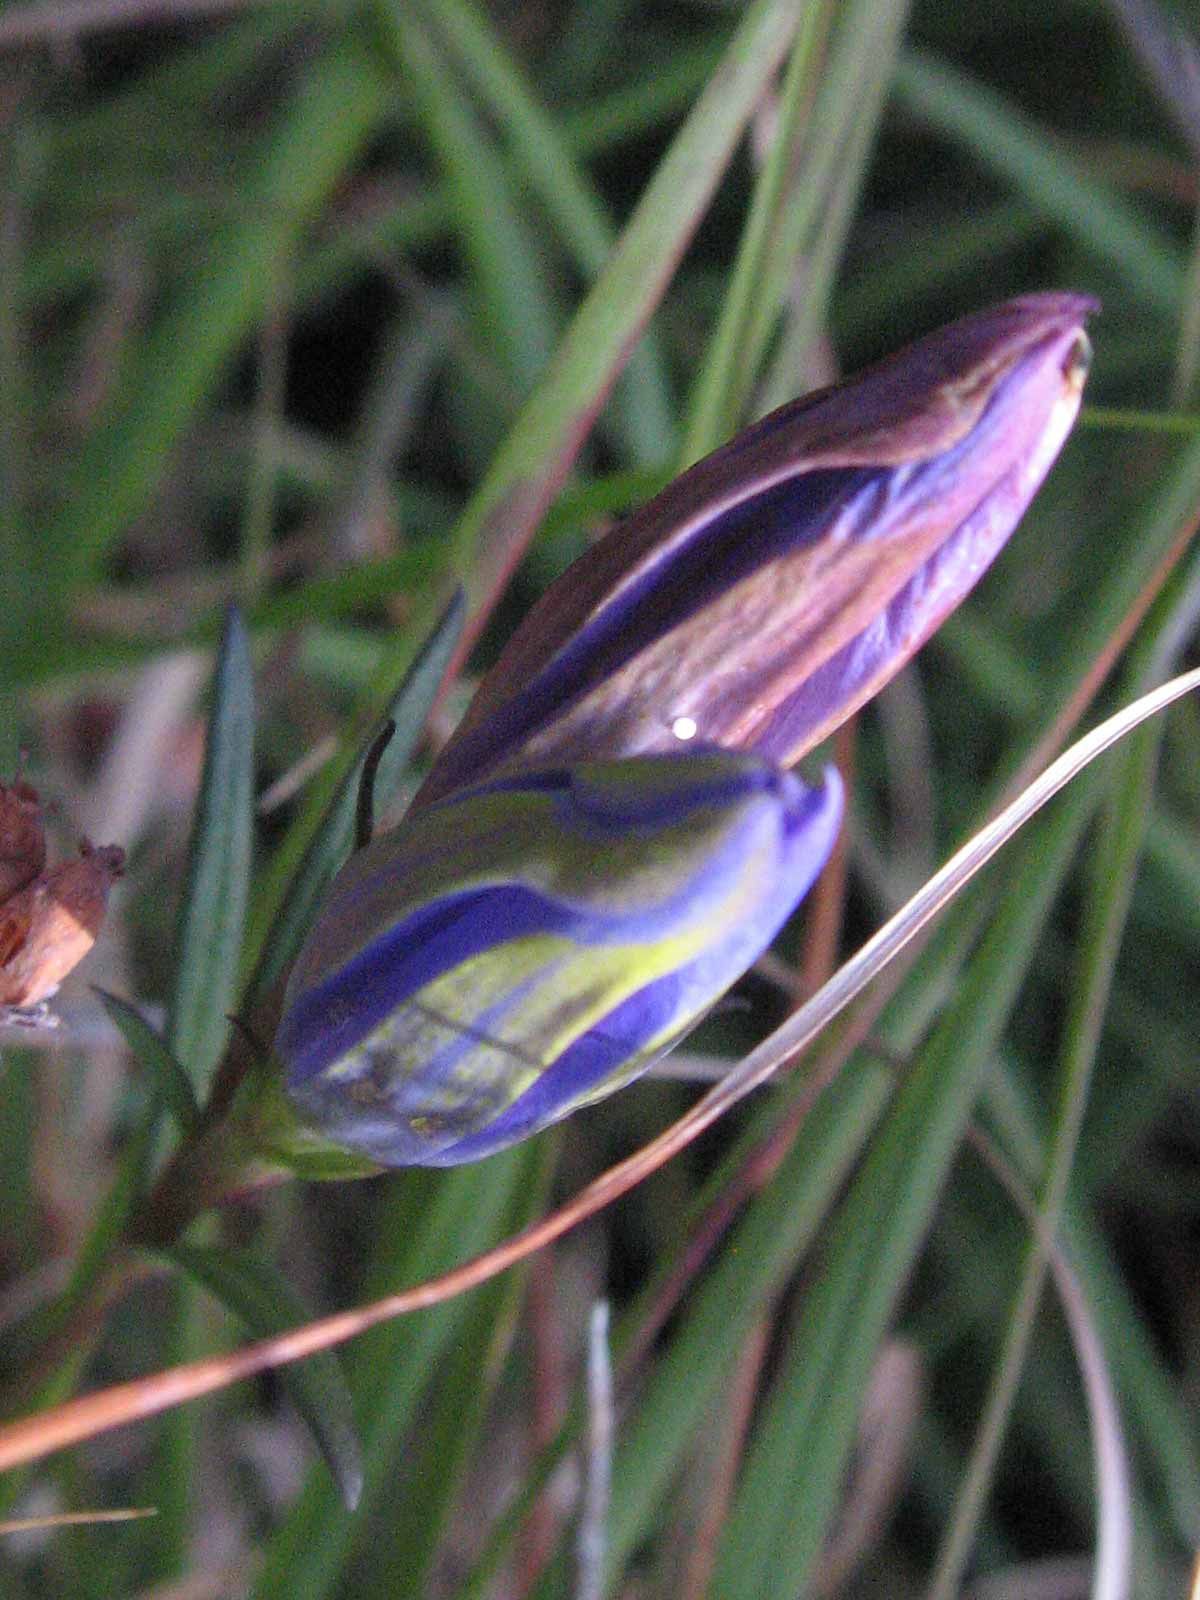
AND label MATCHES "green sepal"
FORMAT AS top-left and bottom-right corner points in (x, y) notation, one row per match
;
(237, 1071), (381, 1182)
